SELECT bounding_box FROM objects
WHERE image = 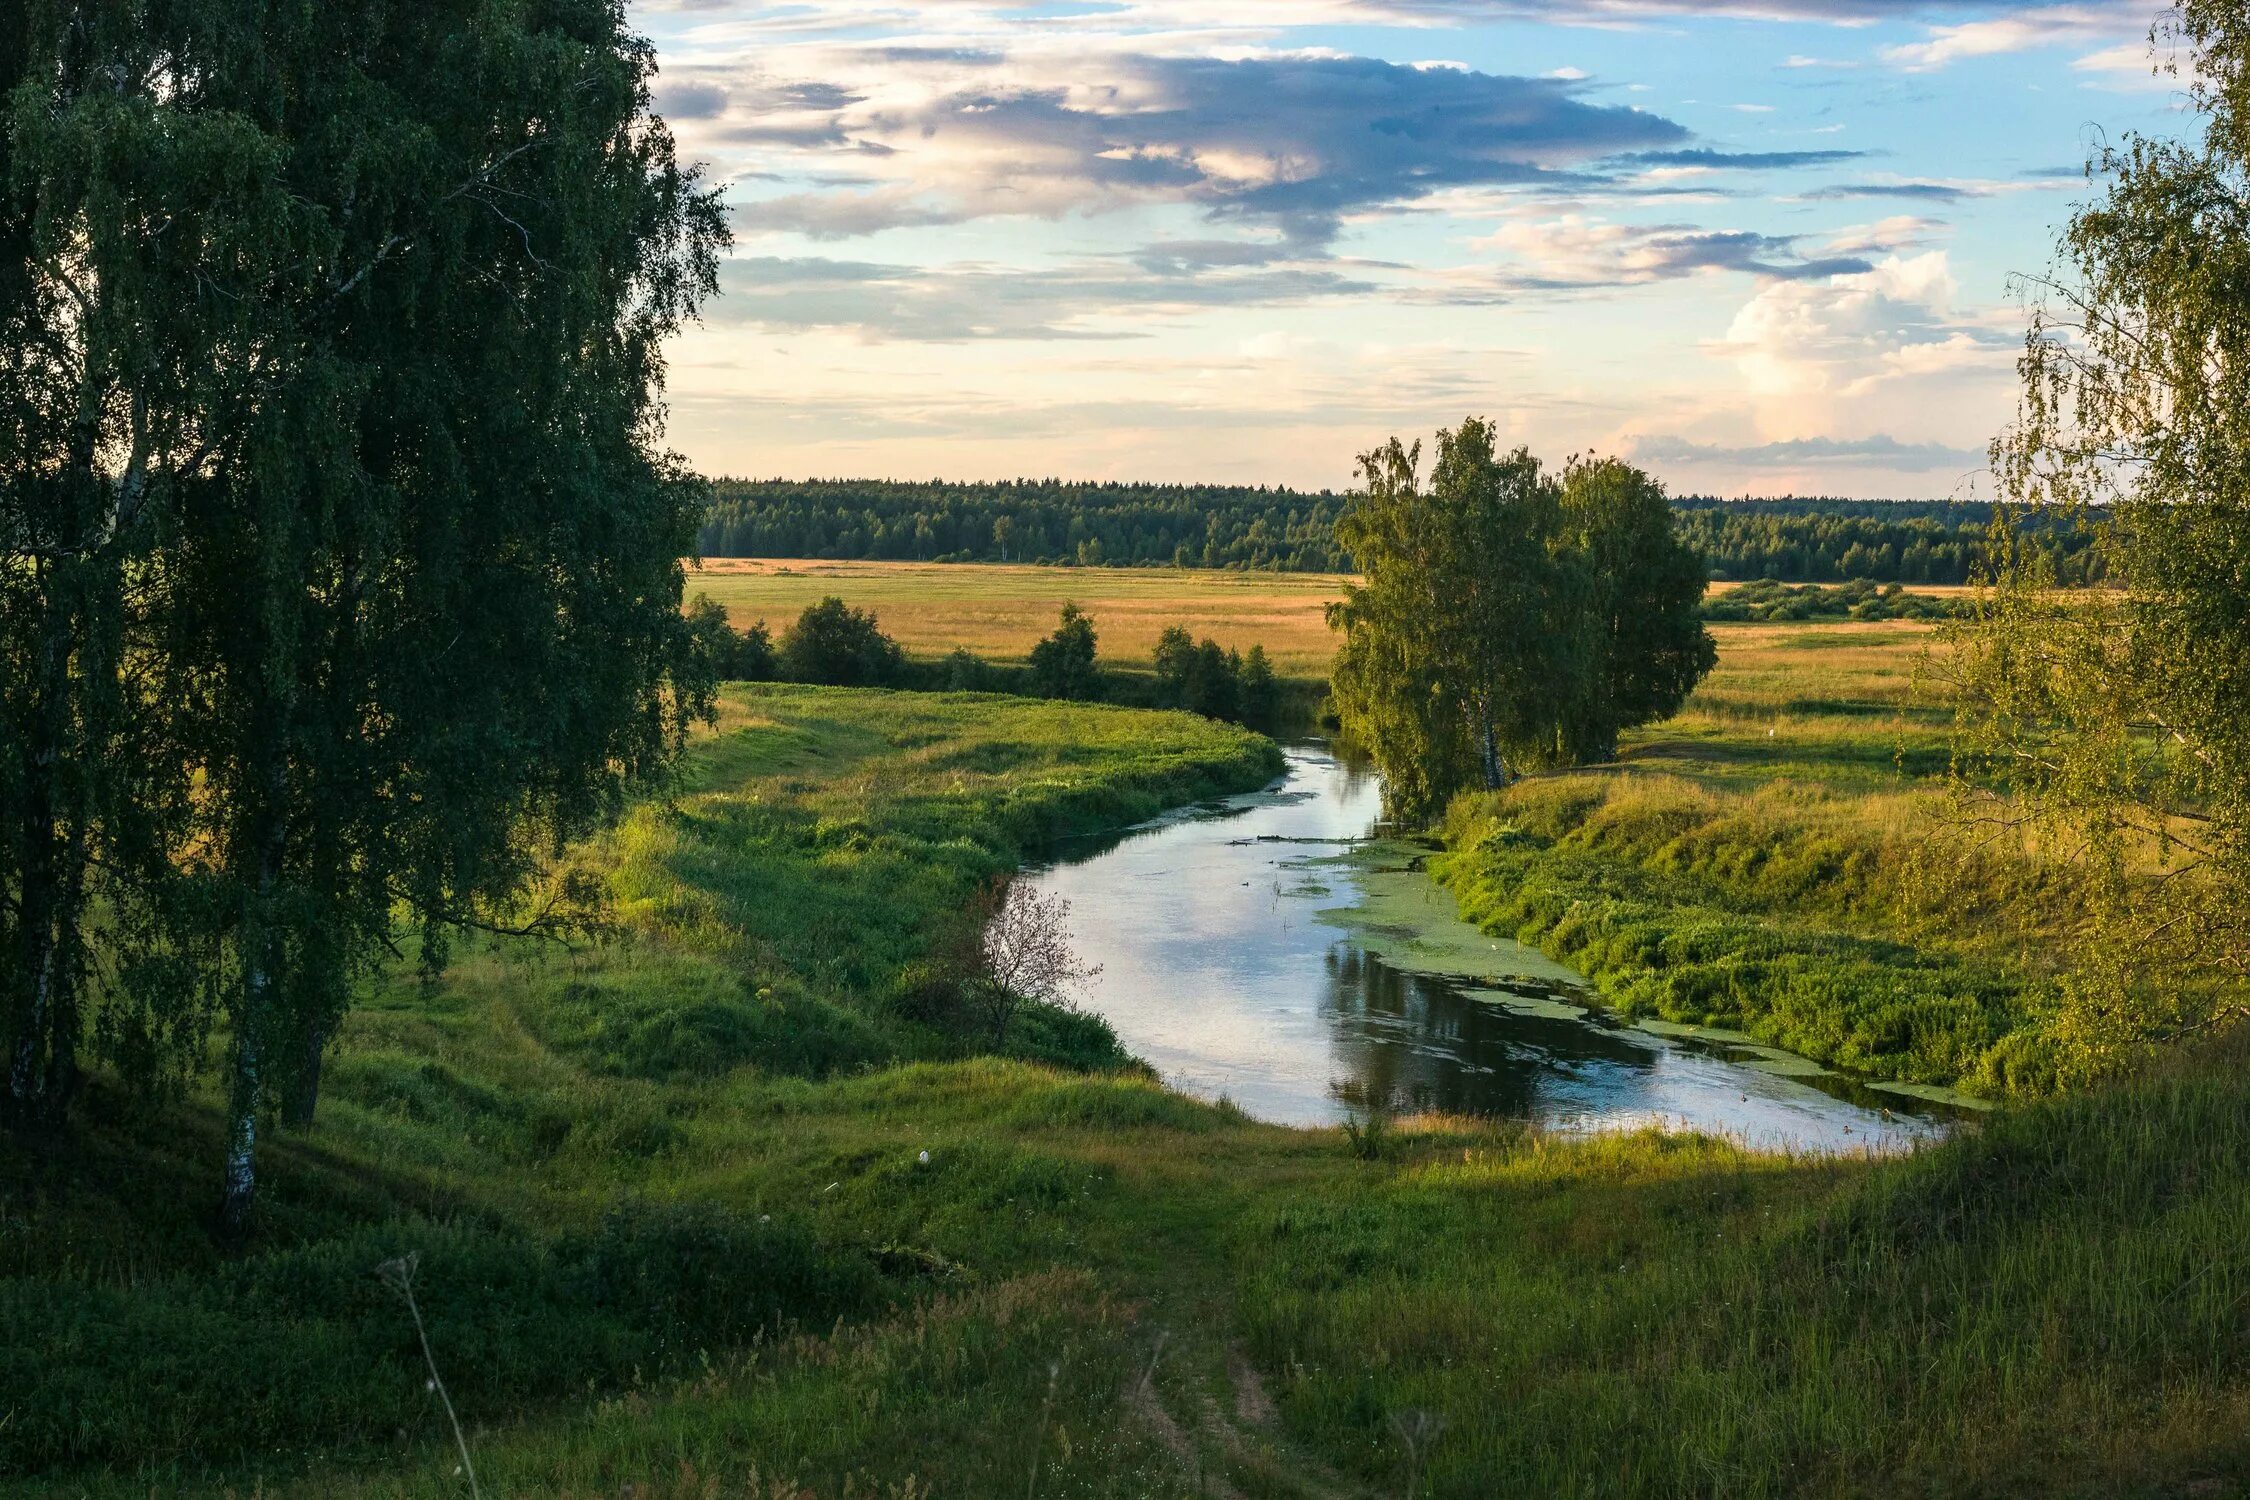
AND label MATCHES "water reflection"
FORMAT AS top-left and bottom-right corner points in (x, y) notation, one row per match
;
(1025, 744), (1949, 1153)
(1321, 946), (1657, 1119)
